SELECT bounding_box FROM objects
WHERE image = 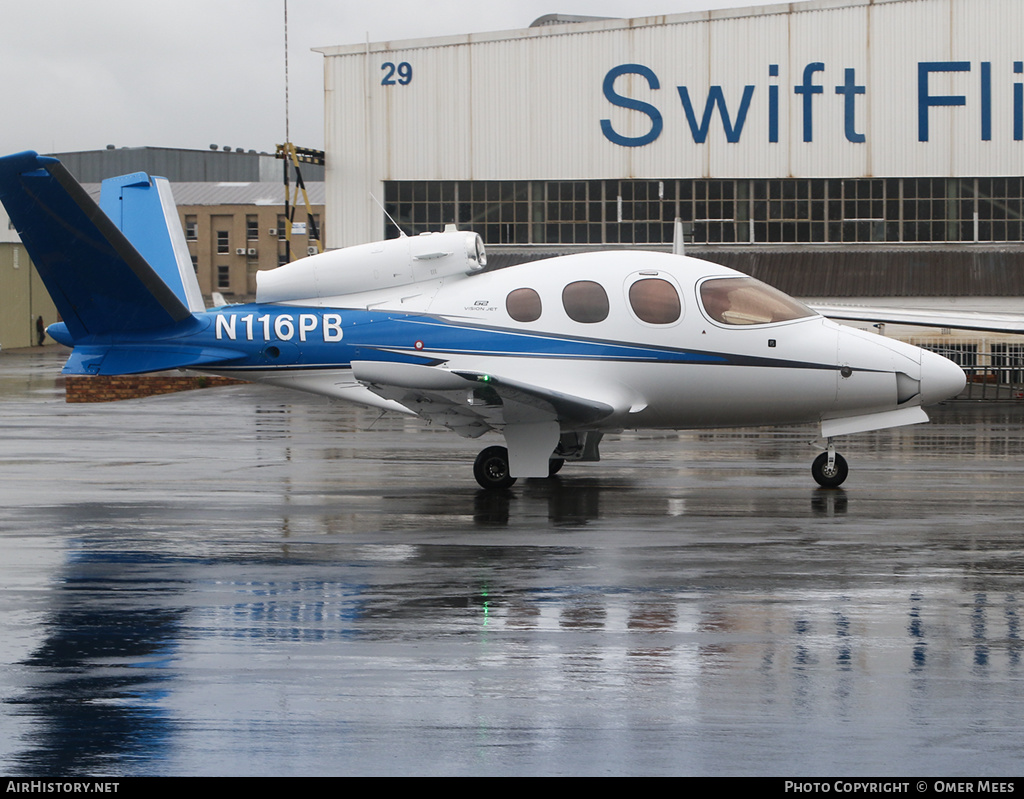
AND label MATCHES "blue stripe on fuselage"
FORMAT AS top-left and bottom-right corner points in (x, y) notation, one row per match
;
(200, 305), (831, 372)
